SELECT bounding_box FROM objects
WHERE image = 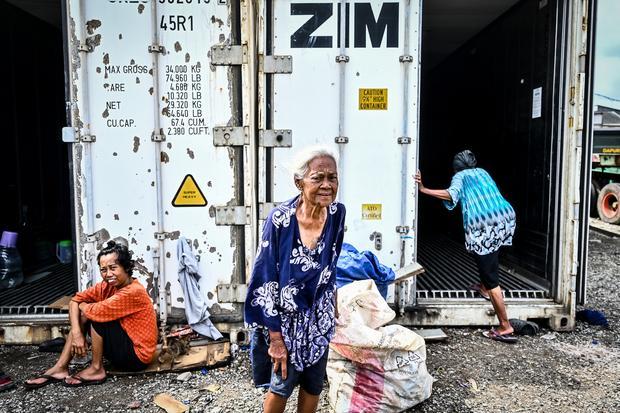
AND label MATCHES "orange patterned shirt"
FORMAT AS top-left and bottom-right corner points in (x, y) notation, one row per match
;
(72, 279), (158, 364)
